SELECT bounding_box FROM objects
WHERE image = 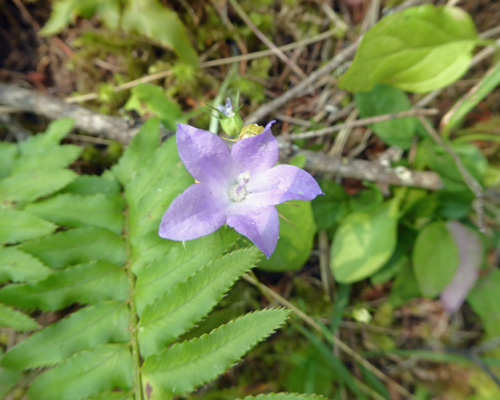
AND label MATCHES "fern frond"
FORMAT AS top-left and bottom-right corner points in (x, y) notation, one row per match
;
(141, 308), (290, 398)
(11, 145), (81, 174)
(25, 193), (125, 234)
(0, 367), (21, 398)
(113, 118), (160, 186)
(0, 247), (52, 283)
(61, 174), (121, 196)
(19, 227), (127, 269)
(19, 118), (75, 152)
(0, 261), (128, 311)
(27, 344), (133, 400)
(0, 141), (18, 178)
(0, 303), (39, 331)
(0, 169), (77, 205)
(2, 301), (129, 370)
(139, 247), (261, 357)
(134, 229), (237, 314)
(0, 208), (56, 244)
